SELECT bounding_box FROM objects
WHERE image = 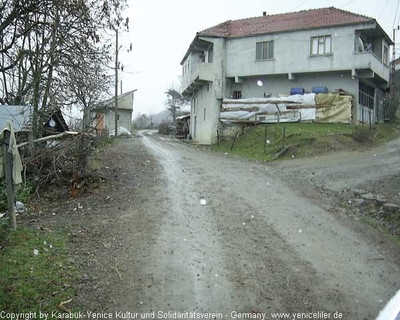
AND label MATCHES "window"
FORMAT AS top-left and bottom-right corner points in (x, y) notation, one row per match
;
(233, 91), (242, 99)
(256, 41), (274, 60)
(193, 95), (197, 114)
(383, 45), (388, 66)
(203, 108), (206, 121)
(207, 47), (213, 63)
(359, 82), (375, 109)
(310, 35), (332, 55)
(207, 83), (210, 91)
